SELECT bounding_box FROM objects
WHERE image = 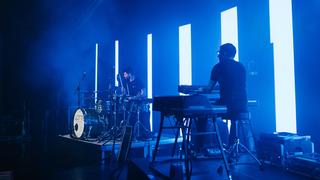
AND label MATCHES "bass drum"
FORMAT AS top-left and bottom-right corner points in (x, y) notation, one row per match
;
(72, 108), (105, 139)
